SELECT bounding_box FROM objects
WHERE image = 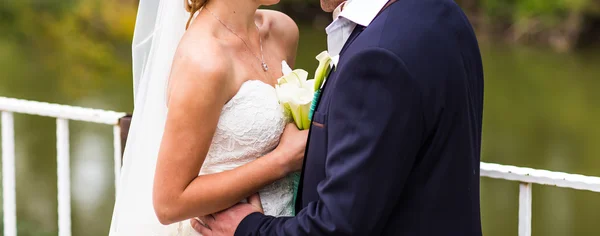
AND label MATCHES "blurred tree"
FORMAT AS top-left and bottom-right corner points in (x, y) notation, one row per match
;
(0, 0), (137, 105)
(455, 0), (600, 51)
